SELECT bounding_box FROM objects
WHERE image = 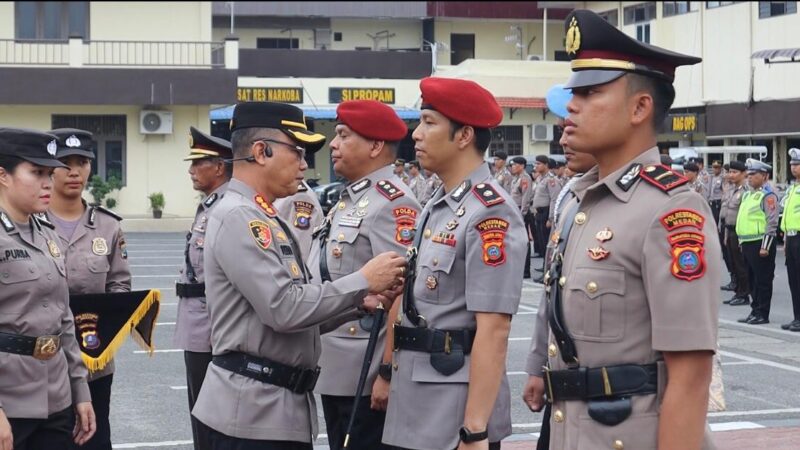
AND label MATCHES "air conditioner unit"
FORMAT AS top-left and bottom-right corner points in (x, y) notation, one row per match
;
(531, 124), (554, 142)
(139, 111), (173, 135)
